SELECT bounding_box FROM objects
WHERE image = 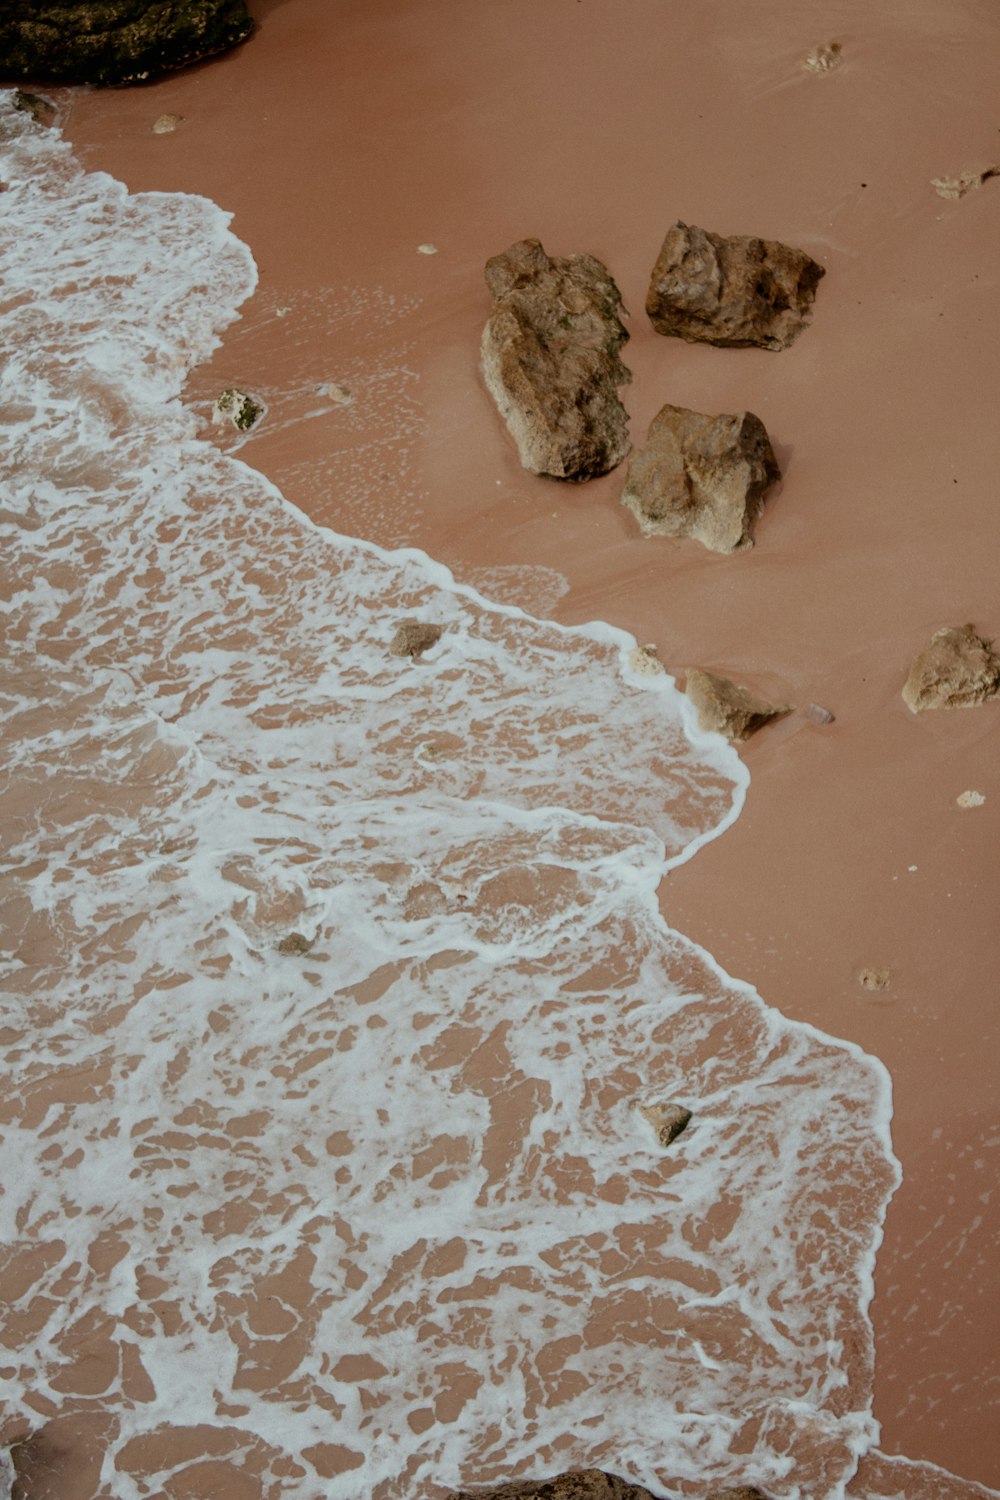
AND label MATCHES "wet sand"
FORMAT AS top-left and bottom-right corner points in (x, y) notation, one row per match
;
(21, 0), (1000, 1490)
